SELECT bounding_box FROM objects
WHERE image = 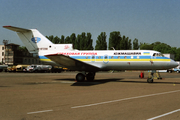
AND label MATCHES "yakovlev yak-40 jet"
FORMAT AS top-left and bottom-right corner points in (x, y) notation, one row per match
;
(3, 26), (178, 83)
